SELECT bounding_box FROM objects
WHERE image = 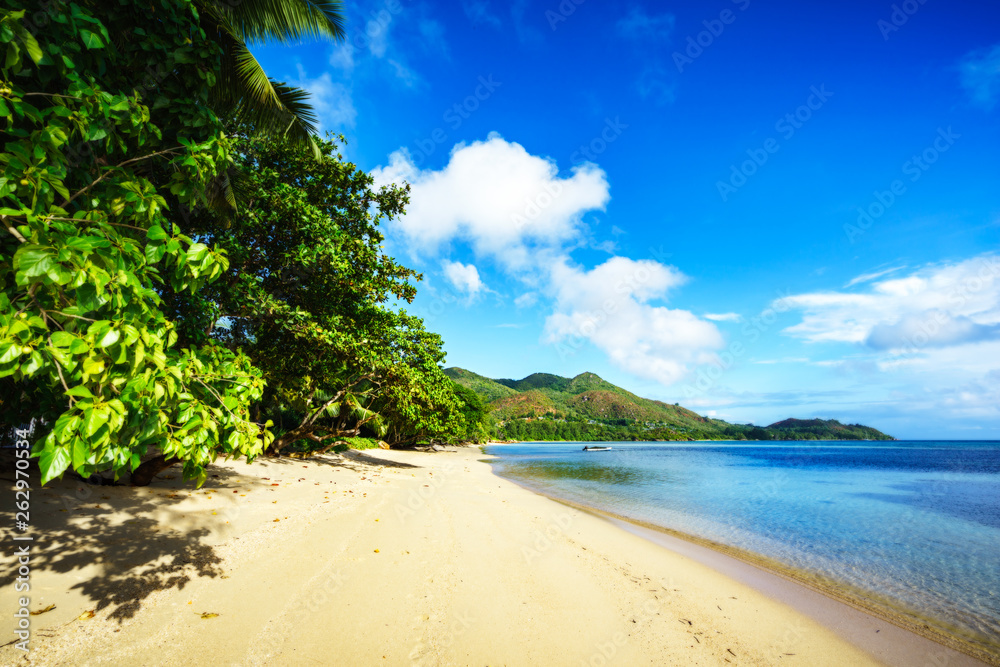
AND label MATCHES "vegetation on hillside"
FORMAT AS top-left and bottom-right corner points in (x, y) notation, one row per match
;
(447, 368), (894, 442)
